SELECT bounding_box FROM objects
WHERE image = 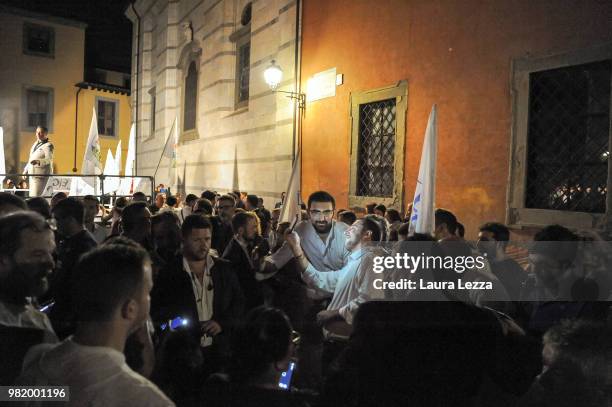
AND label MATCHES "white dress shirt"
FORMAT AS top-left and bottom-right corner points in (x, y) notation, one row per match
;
(19, 337), (175, 407)
(183, 256), (214, 347)
(301, 247), (384, 325)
